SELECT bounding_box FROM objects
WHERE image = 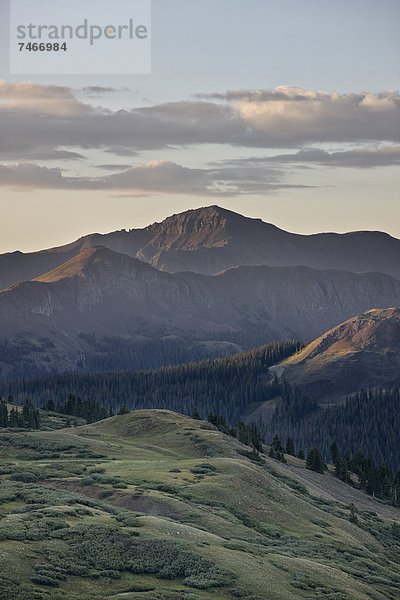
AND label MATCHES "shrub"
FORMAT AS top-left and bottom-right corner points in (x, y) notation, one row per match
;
(80, 477), (95, 486)
(41, 524), (234, 590)
(183, 574), (229, 588)
(30, 574), (59, 587)
(115, 513), (142, 527)
(99, 489), (113, 498)
(190, 463), (218, 475)
(125, 583), (156, 592)
(11, 472), (38, 483)
(98, 570), (120, 579)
